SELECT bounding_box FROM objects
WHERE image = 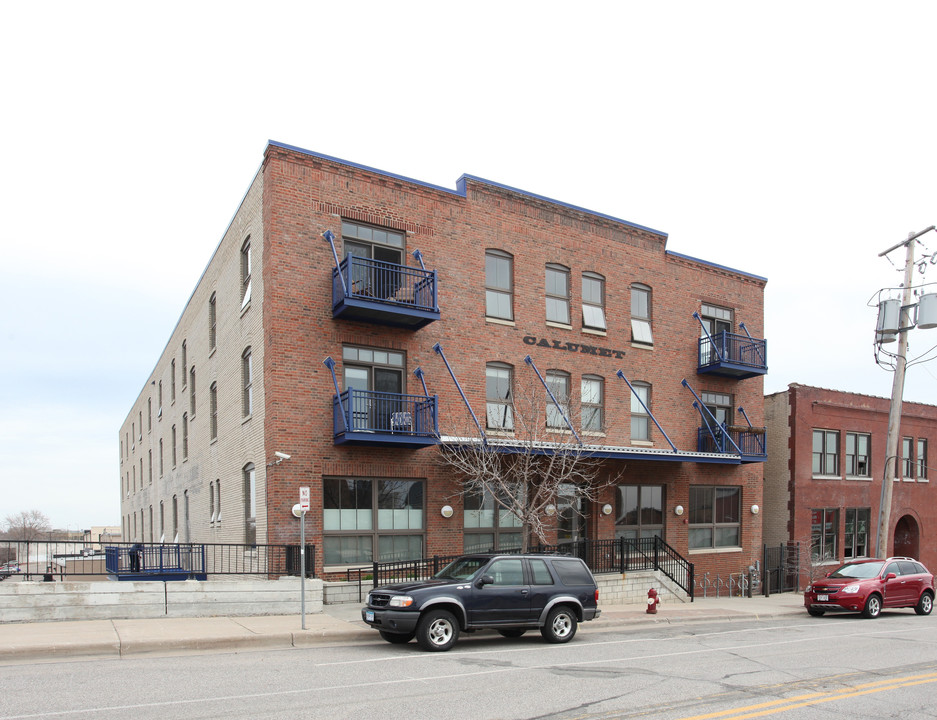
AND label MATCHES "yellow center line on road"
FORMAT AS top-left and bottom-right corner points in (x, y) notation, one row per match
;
(675, 671), (937, 720)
